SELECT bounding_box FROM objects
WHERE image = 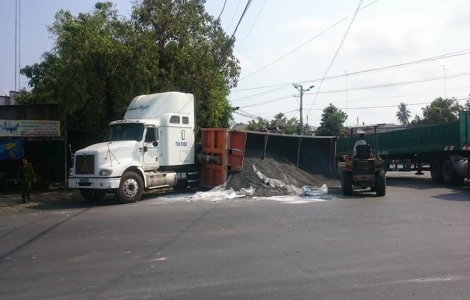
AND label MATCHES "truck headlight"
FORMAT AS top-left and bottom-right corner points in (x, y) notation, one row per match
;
(99, 169), (113, 176)
(69, 168), (73, 176)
